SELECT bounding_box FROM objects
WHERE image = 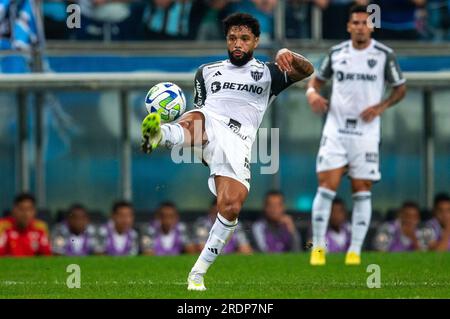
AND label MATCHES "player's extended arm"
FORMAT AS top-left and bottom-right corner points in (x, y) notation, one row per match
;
(361, 84), (406, 122)
(275, 48), (314, 82)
